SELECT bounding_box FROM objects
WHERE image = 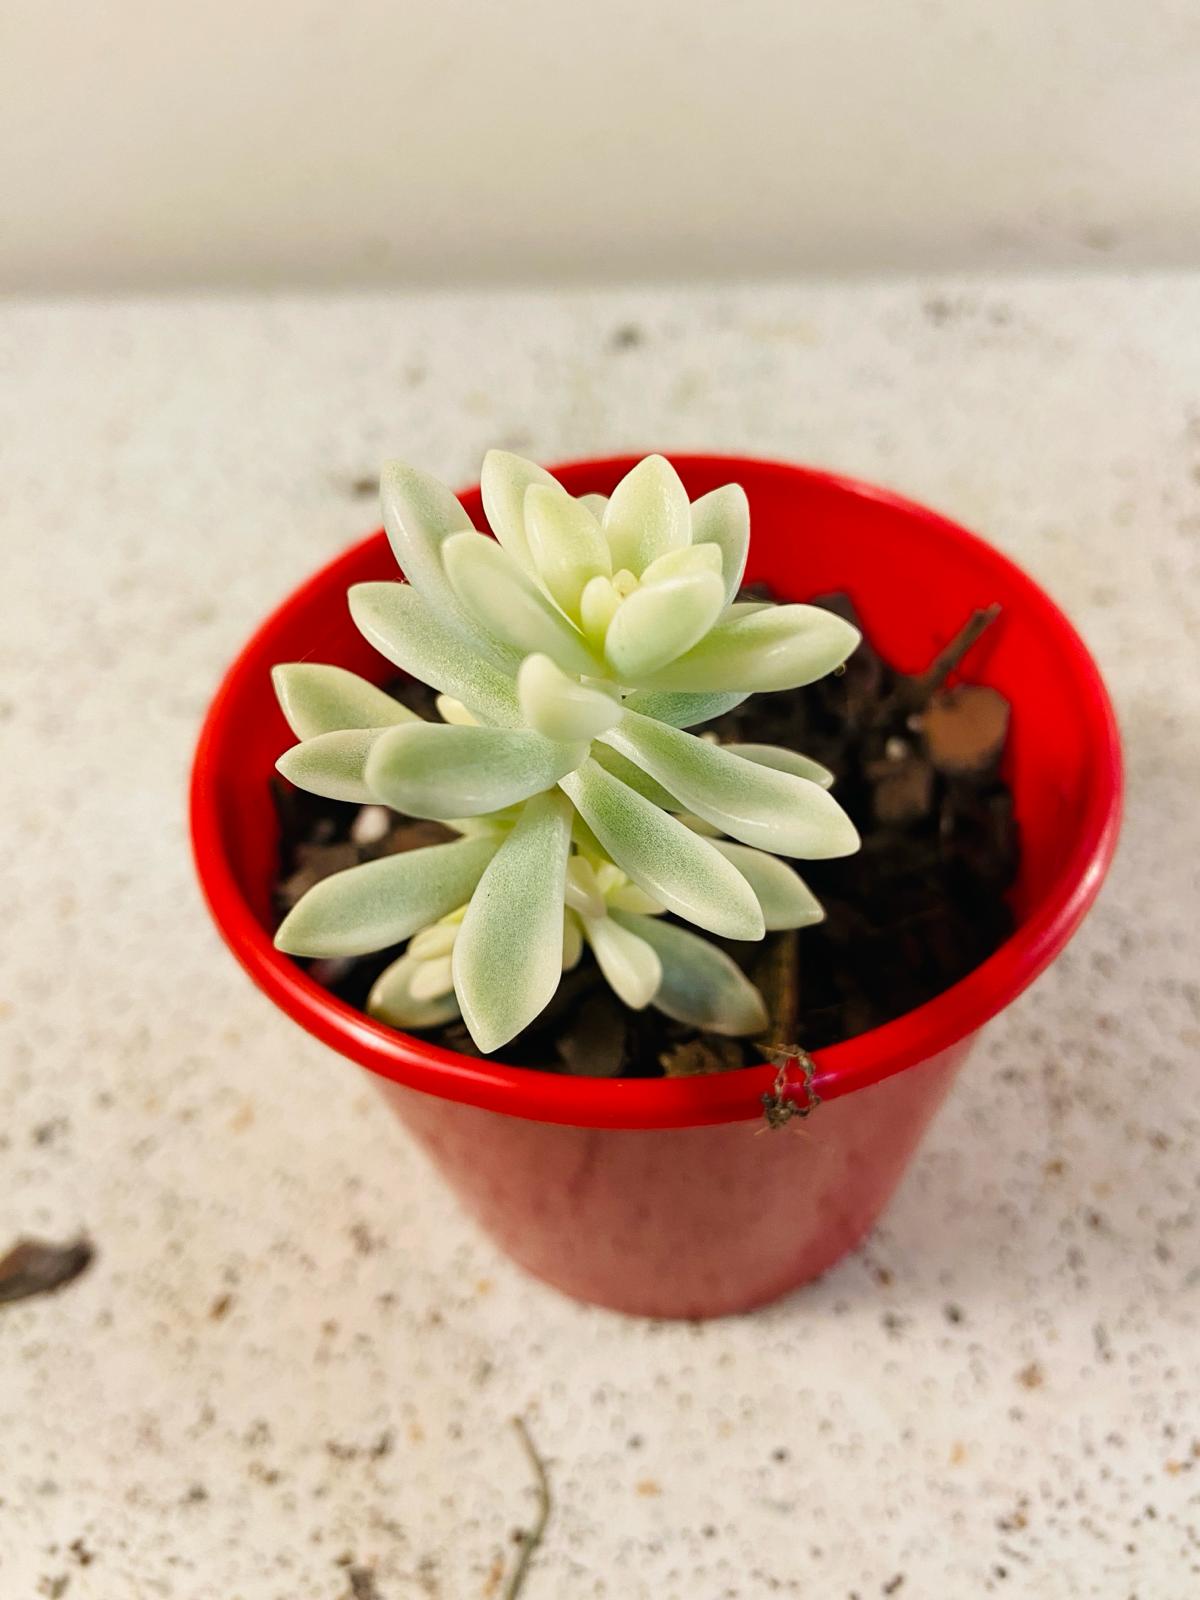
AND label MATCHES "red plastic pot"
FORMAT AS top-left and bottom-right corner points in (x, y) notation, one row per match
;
(191, 455), (1121, 1318)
